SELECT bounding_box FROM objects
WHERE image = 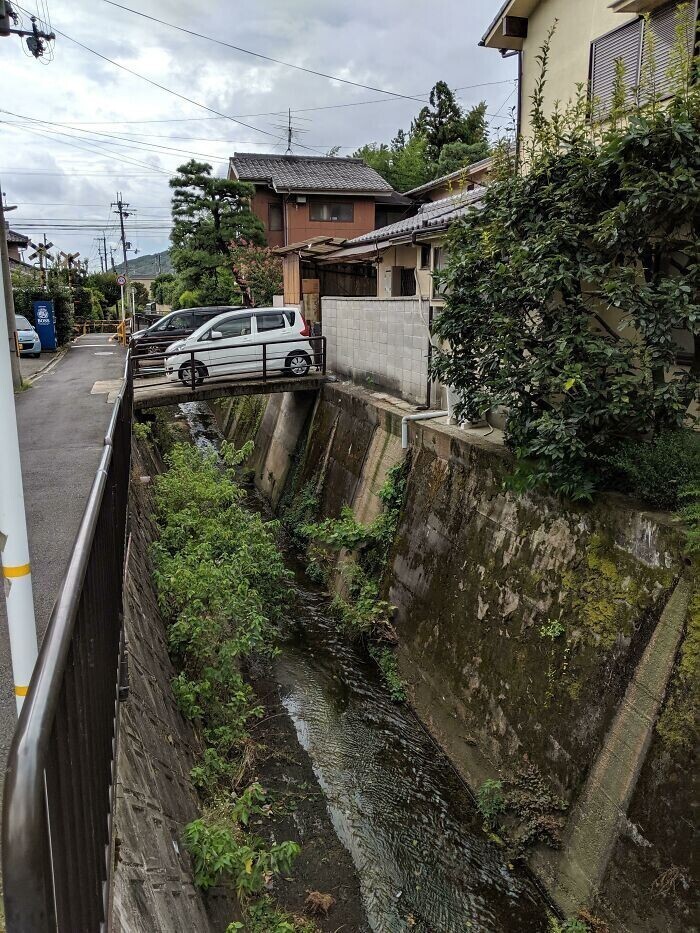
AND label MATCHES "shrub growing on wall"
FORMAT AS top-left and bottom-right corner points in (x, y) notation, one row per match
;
(432, 15), (699, 499)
